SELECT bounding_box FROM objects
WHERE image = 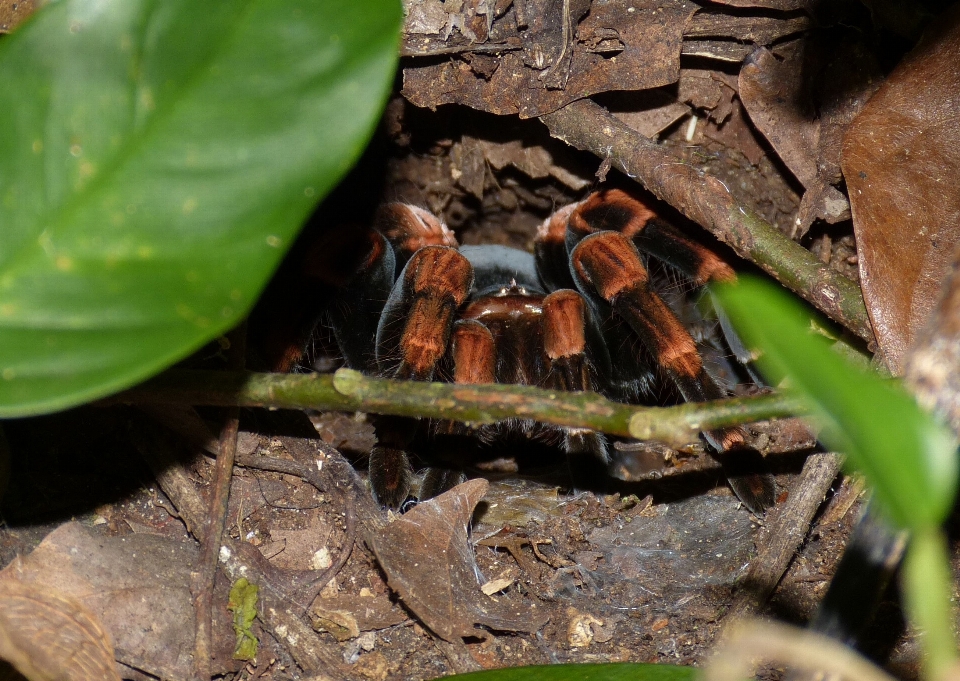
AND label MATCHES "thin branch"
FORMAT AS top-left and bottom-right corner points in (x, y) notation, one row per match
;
(111, 368), (805, 446)
(538, 99), (873, 342)
(731, 451), (842, 616)
(193, 324), (245, 680)
(400, 40), (522, 57)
